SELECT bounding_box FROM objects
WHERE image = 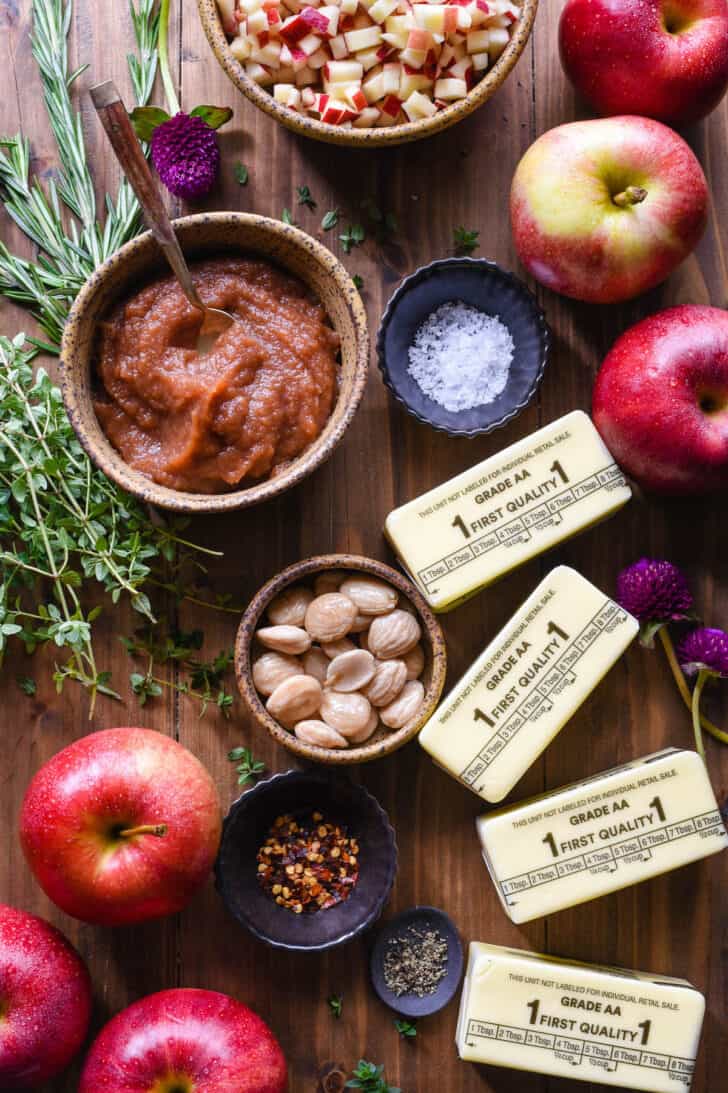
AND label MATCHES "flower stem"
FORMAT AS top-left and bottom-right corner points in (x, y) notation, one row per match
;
(158, 0), (180, 115)
(658, 628), (728, 745)
(692, 670), (708, 765)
